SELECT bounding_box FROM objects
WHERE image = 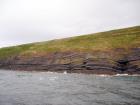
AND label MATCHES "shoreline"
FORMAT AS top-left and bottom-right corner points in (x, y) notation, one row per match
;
(0, 69), (140, 76)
